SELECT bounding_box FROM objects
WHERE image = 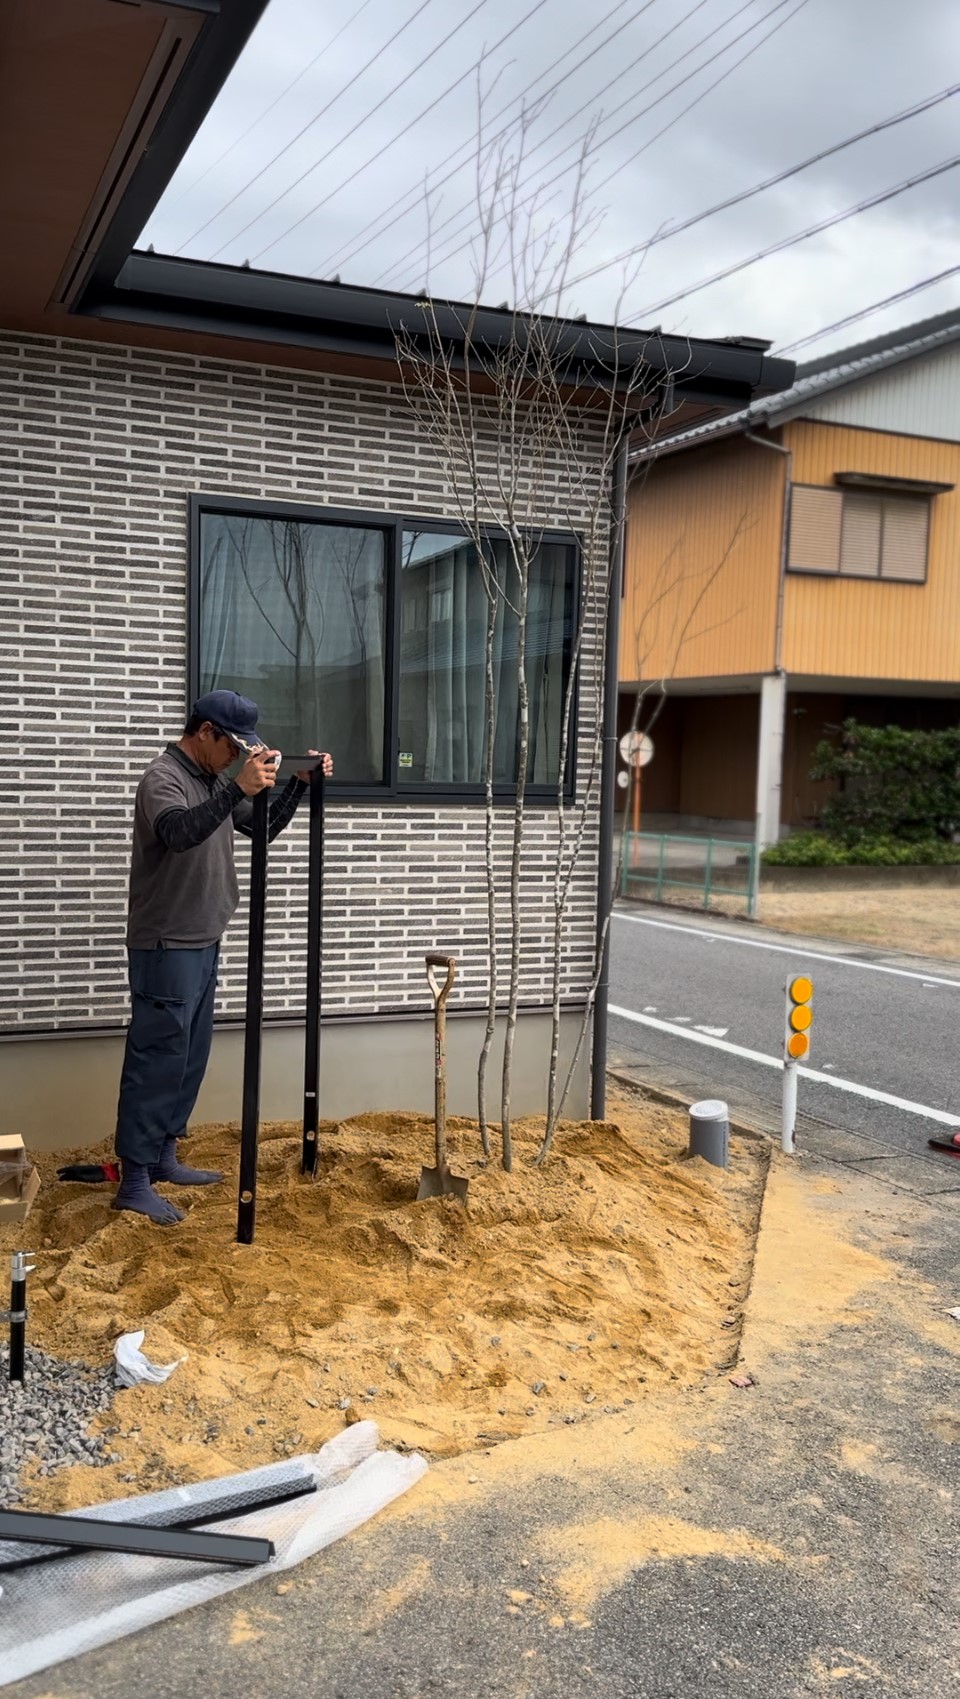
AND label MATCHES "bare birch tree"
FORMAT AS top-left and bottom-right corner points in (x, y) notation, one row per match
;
(392, 90), (743, 1169)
